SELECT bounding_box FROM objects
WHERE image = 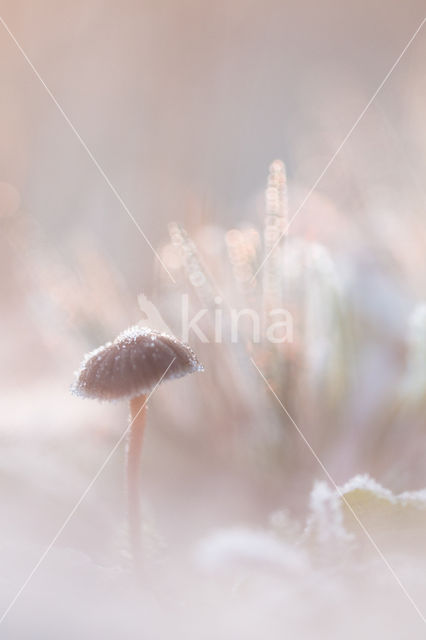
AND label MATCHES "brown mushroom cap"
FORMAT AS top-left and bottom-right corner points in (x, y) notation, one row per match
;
(72, 326), (203, 401)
